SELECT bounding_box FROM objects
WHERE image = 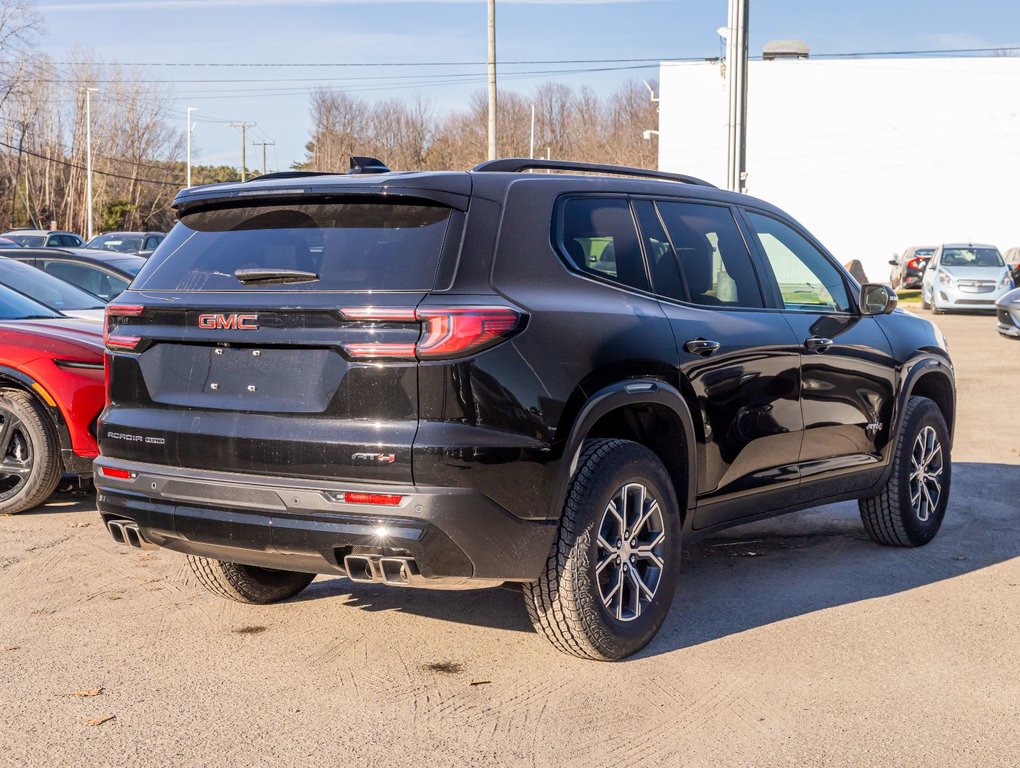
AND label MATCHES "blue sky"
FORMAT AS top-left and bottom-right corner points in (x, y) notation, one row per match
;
(32, 0), (1020, 169)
